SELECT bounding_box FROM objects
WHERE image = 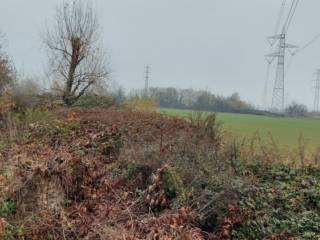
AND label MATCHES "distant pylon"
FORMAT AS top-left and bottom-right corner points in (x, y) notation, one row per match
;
(265, 28), (298, 113)
(314, 69), (320, 112)
(144, 65), (150, 97)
